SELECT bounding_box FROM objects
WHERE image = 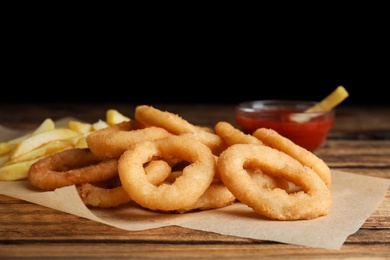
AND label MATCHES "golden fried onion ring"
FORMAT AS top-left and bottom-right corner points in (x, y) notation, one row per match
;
(180, 131), (227, 156)
(86, 121), (171, 159)
(134, 105), (199, 135)
(215, 121), (263, 146)
(177, 181), (236, 213)
(76, 181), (130, 208)
(77, 160), (172, 208)
(159, 167), (236, 213)
(118, 135), (216, 211)
(218, 144), (332, 220)
(28, 148), (118, 191)
(253, 128), (331, 187)
(215, 121), (289, 189)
